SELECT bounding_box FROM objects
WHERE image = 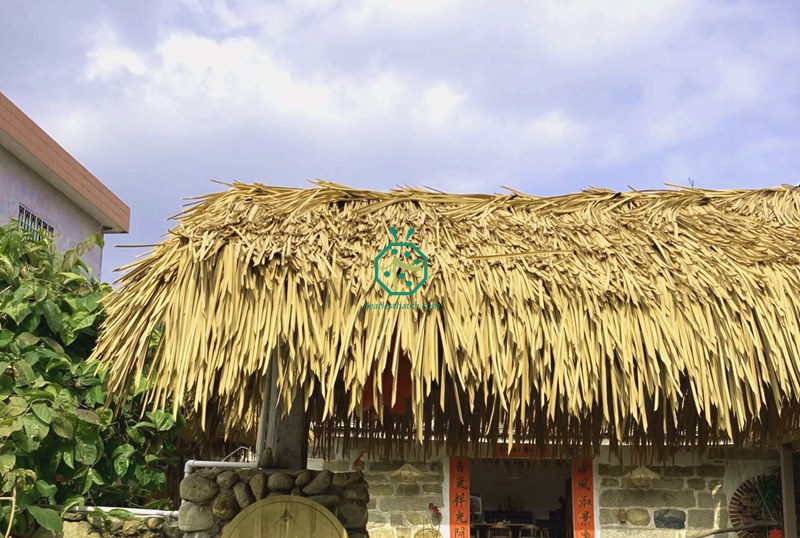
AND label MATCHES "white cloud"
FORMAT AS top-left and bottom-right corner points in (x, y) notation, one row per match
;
(44, 0), (800, 187)
(420, 82), (466, 127)
(84, 25), (147, 81)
